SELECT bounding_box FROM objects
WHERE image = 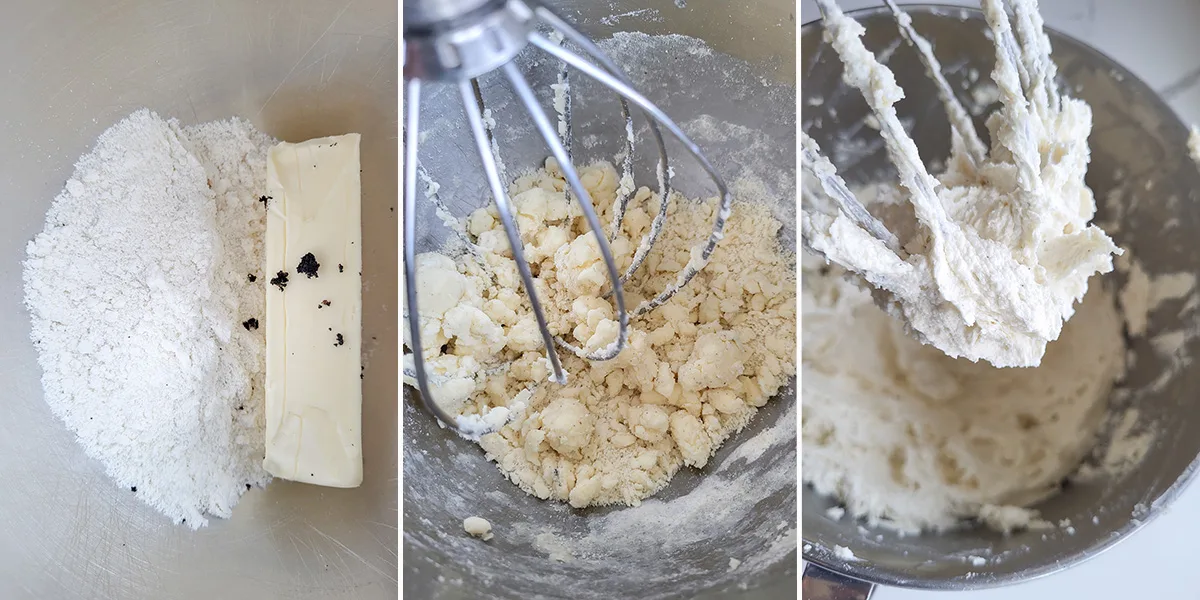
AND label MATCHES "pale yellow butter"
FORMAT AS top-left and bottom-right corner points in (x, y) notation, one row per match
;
(263, 133), (363, 488)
